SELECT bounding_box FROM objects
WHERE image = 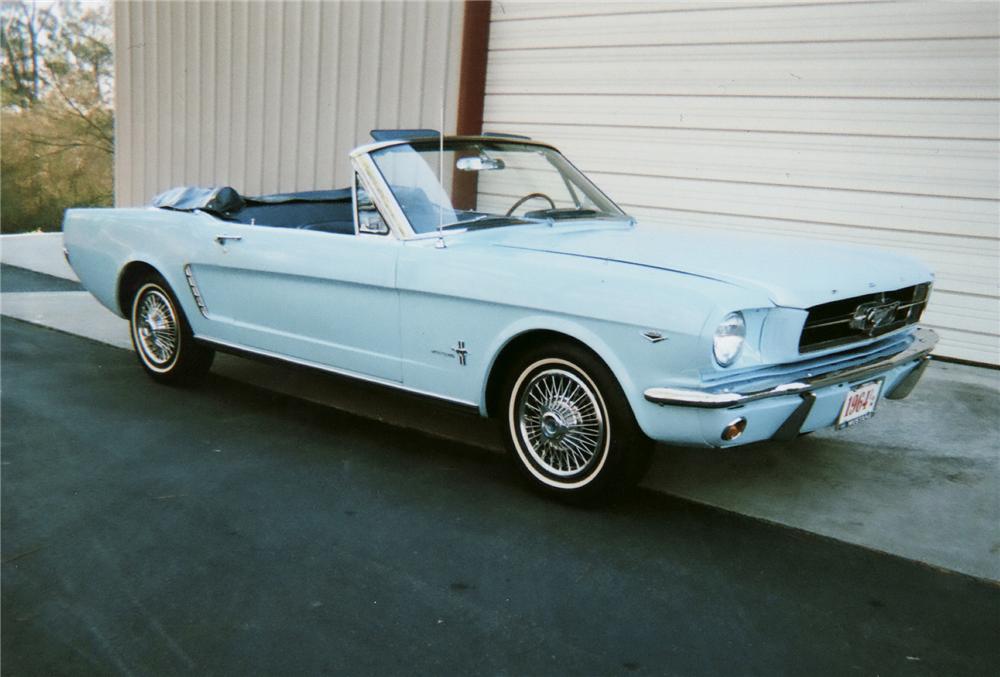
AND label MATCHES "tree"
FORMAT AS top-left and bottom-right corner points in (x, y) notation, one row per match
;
(1, 1), (55, 107)
(1, 0), (113, 233)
